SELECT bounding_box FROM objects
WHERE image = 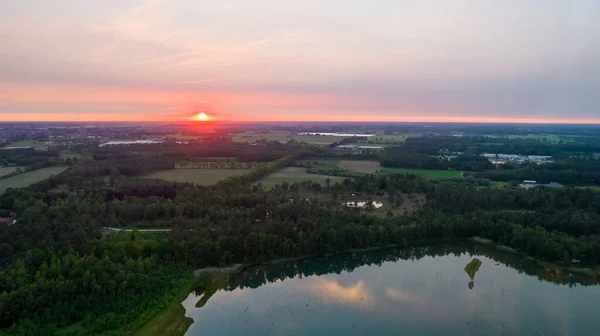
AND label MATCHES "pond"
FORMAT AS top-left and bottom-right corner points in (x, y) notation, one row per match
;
(183, 244), (600, 335)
